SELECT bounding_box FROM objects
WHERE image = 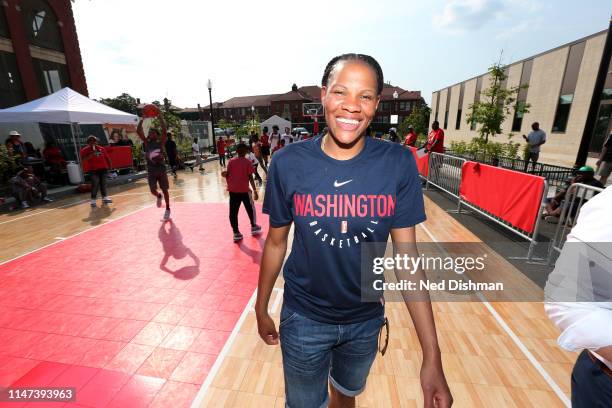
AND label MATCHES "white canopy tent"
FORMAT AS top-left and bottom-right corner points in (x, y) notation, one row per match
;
(0, 88), (138, 163)
(261, 115), (291, 134)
